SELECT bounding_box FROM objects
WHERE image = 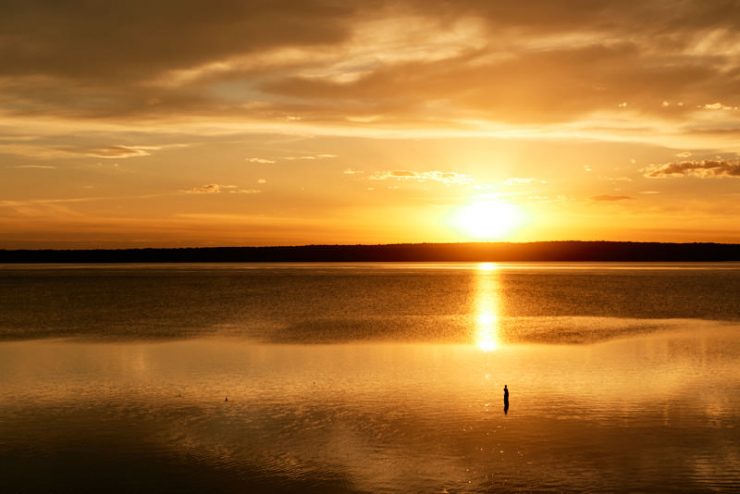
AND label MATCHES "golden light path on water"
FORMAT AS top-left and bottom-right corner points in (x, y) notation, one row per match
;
(474, 262), (501, 352)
